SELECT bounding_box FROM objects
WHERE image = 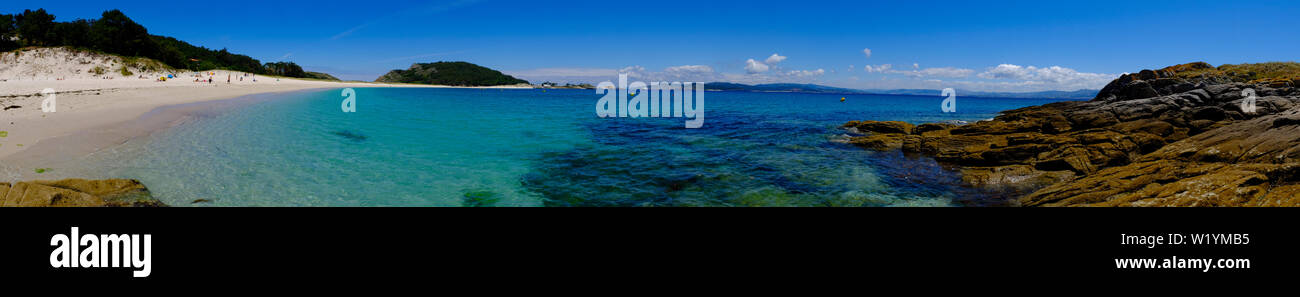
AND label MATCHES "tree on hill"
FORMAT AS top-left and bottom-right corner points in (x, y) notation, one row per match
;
(16, 9), (55, 46)
(375, 61), (529, 86)
(0, 14), (18, 51)
(263, 61), (307, 77)
(90, 10), (157, 58)
(0, 8), (333, 79)
(53, 19), (91, 48)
